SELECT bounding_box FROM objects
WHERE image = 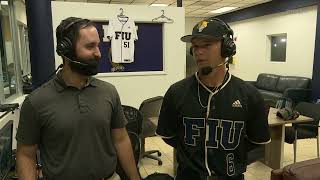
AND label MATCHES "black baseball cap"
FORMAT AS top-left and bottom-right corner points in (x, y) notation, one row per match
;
(181, 17), (230, 42)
